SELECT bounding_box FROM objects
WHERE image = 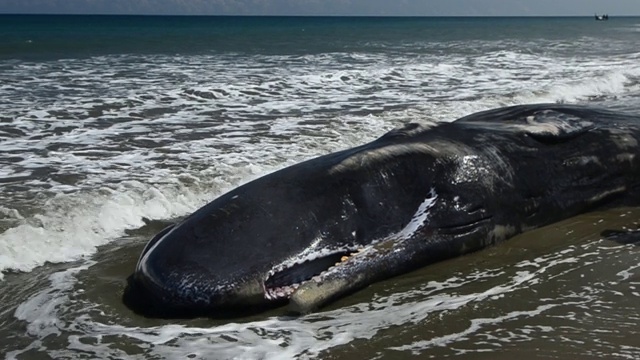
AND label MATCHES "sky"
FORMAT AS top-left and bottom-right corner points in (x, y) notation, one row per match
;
(1, 0), (639, 16)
